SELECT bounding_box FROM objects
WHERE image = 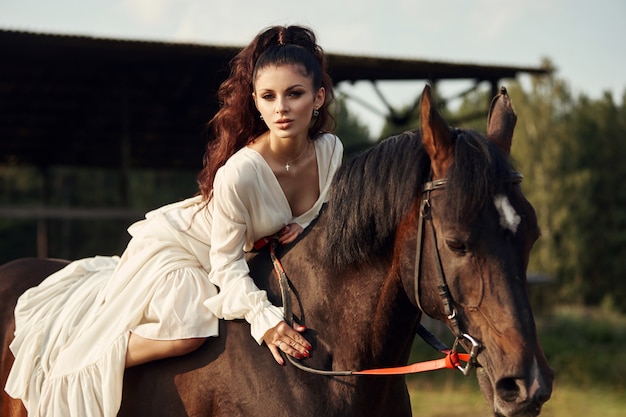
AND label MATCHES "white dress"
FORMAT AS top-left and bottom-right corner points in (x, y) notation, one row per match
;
(5, 133), (343, 417)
